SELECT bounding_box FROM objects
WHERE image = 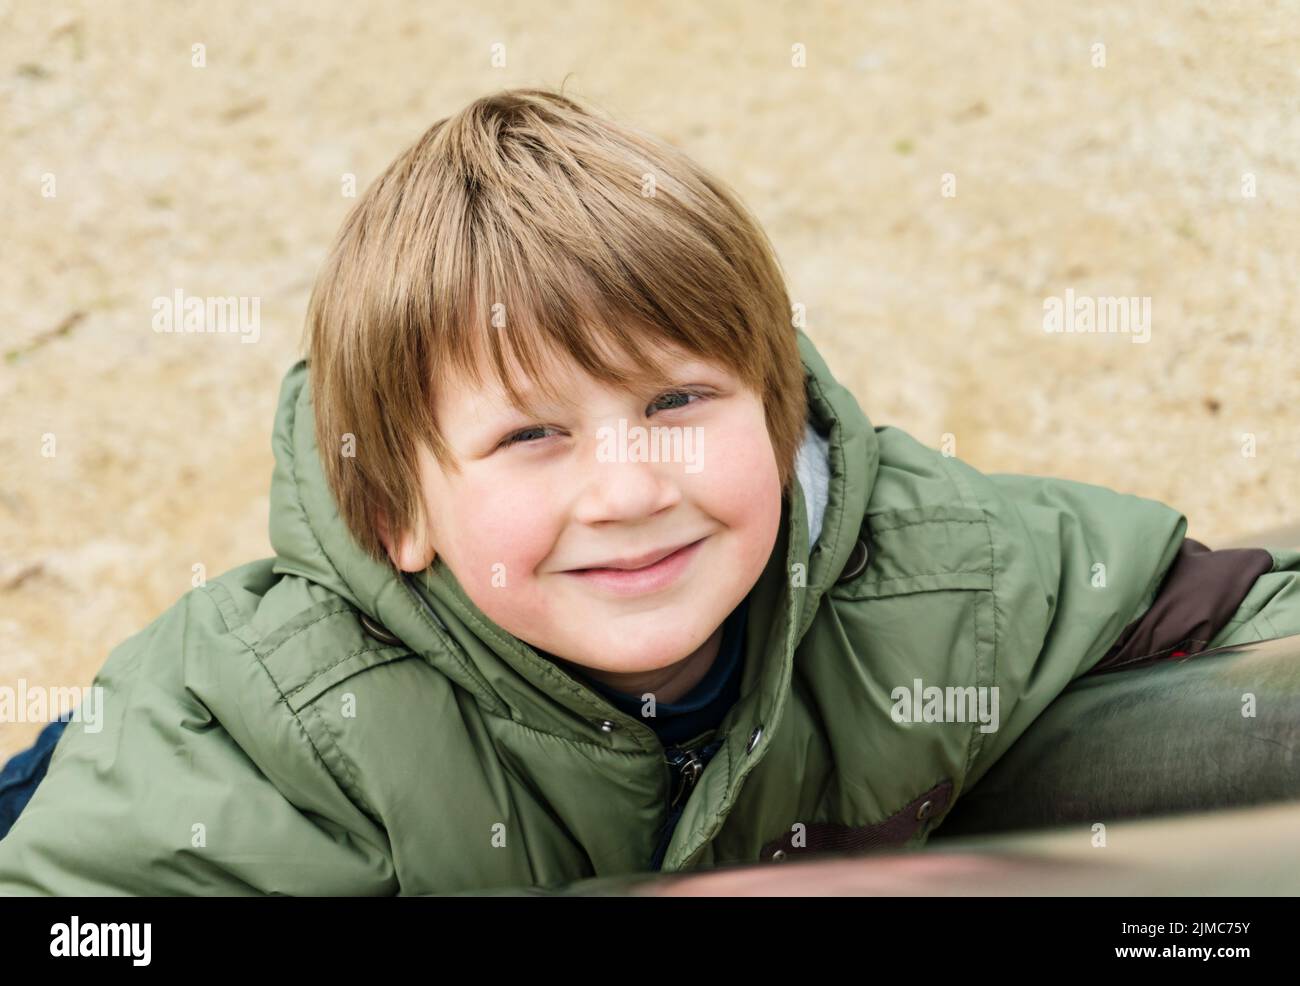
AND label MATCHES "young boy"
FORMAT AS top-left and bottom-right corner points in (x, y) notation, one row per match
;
(1, 87), (1297, 895)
